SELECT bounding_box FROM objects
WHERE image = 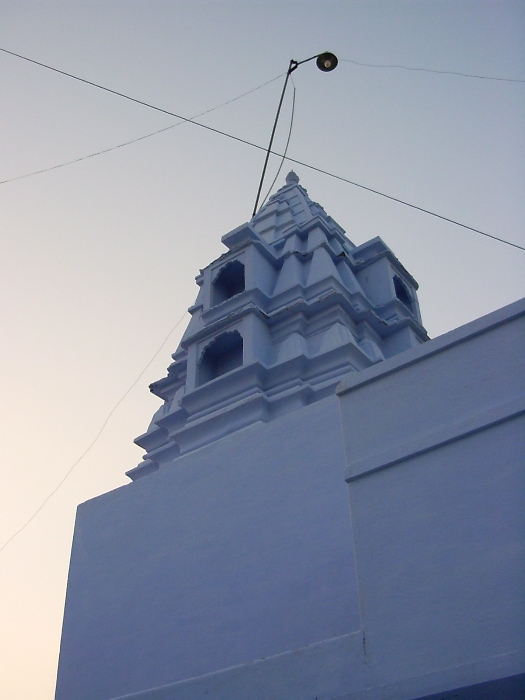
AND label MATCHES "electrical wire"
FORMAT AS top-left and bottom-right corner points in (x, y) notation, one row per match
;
(1, 48), (524, 552)
(0, 309), (188, 552)
(0, 46), (279, 148)
(0, 71), (283, 185)
(1, 45), (524, 254)
(282, 156), (525, 252)
(259, 84), (297, 211)
(2, 51), (521, 184)
(340, 58), (525, 83)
